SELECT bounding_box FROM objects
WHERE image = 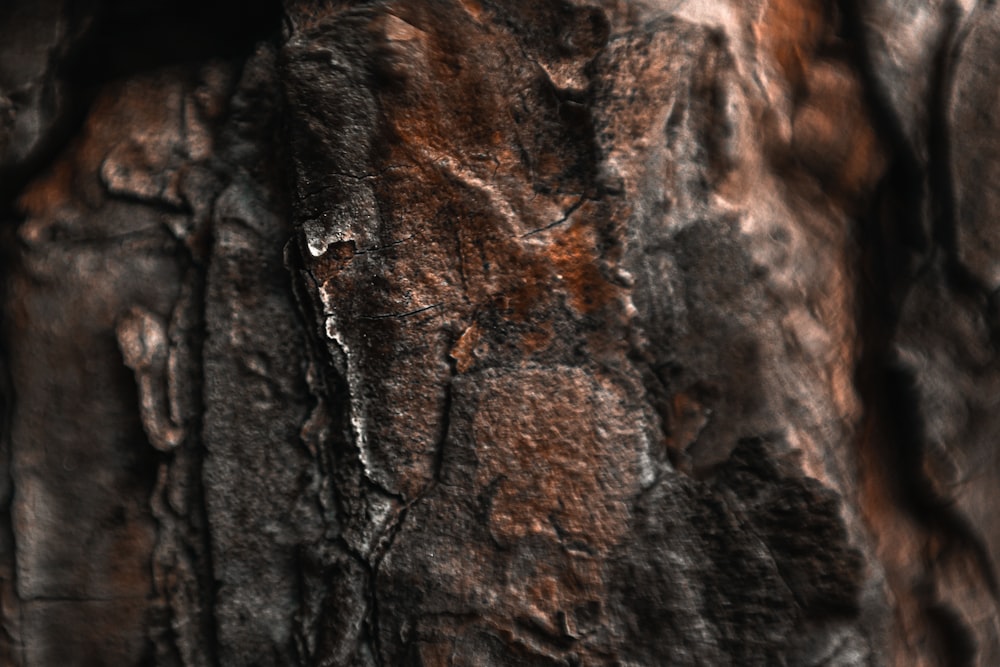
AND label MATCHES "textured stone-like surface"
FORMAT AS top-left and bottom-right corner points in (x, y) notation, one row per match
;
(3, 0), (1000, 665)
(279, 0), (882, 663)
(201, 46), (324, 666)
